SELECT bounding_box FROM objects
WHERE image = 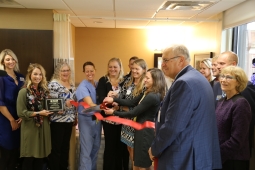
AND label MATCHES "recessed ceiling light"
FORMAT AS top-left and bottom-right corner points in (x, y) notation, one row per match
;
(93, 21), (103, 24)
